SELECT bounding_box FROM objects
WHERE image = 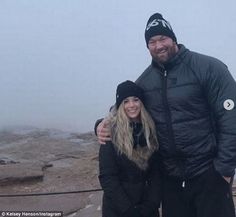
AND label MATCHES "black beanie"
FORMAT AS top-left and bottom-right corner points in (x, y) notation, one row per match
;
(145, 13), (177, 46)
(116, 80), (144, 109)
